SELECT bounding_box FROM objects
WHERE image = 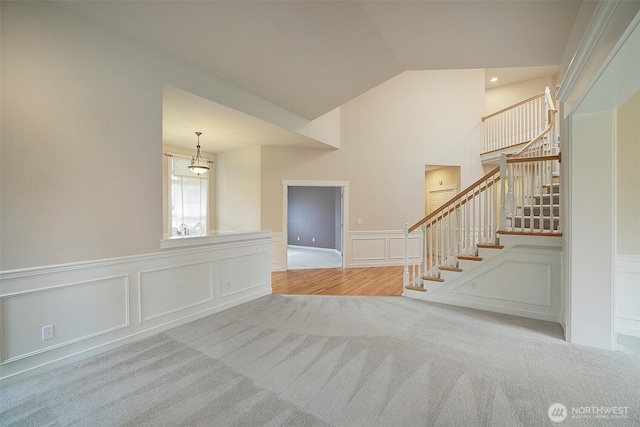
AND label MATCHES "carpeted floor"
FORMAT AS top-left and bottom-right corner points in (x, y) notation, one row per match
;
(288, 246), (342, 270)
(2, 295), (639, 426)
